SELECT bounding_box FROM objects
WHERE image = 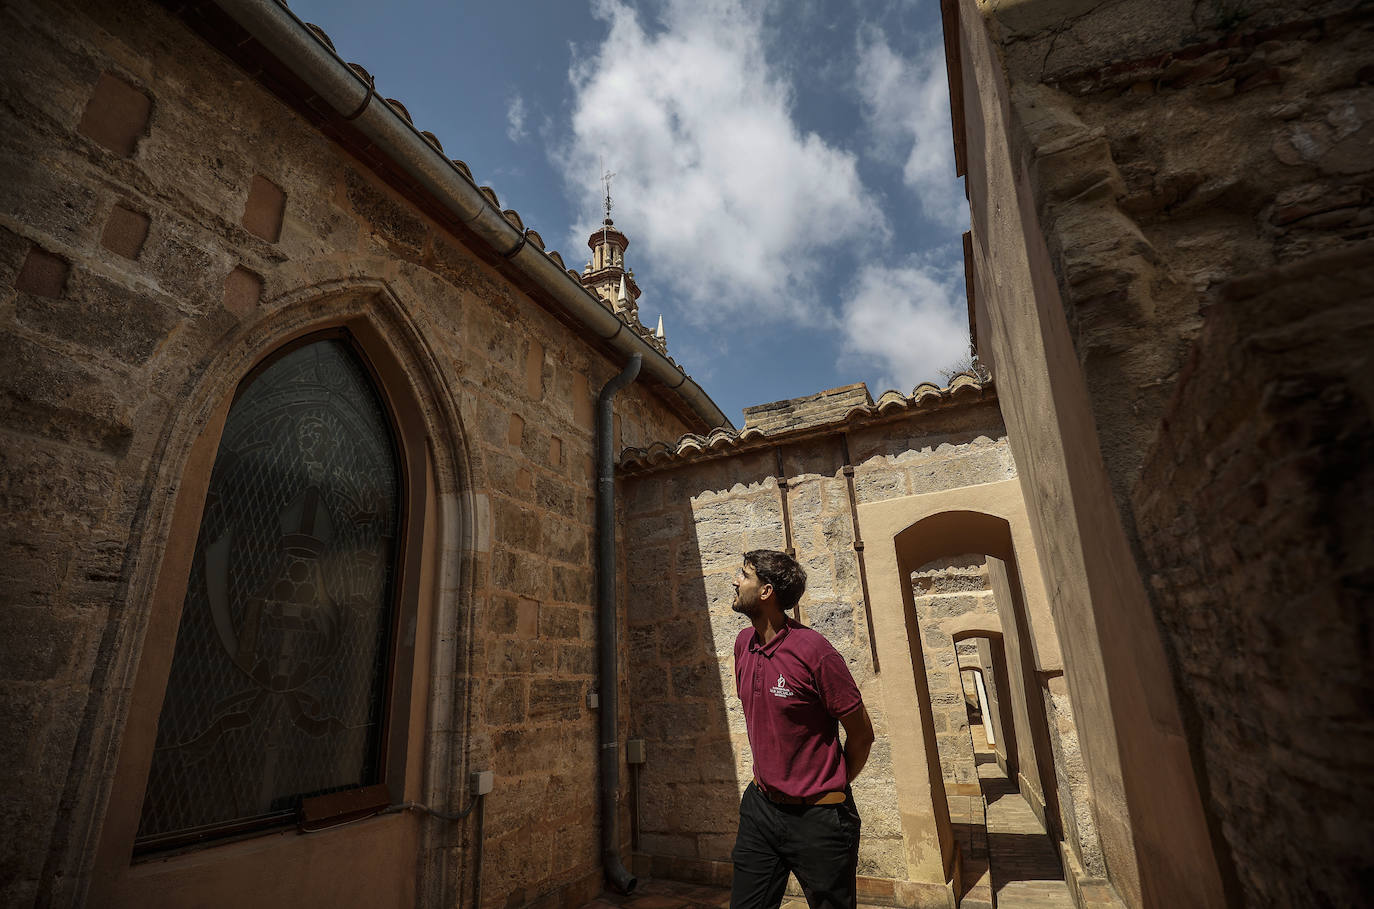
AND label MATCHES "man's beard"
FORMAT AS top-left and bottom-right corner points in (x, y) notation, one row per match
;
(732, 592), (758, 617)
